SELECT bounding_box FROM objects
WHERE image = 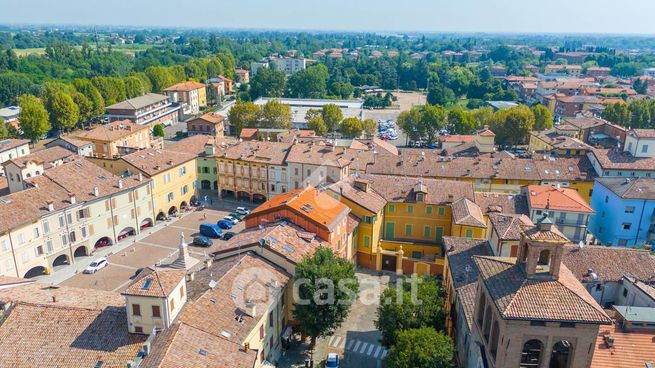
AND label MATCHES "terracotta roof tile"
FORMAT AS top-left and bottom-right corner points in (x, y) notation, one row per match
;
(4, 146), (73, 168)
(75, 120), (149, 142)
(163, 81), (206, 92)
(356, 173), (475, 205)
(561, 245), (655, 283)
(474, 256), (611, 323)
(249, 187), (350, 231)
(589, 148), (655, 171)
(122, 267), (186, 298)
(122, 148), (196, 177)
(591, 324), (655, 368)
(218, 140), (291, 165)
(0, 138), (29, 153)
(525, 185), (594, 213)
(327, 176), (387, 214)
(444, 237), (493, 290)
(451, 198), (486, 227)
(0, 282), (125, 310)
(474, 192), (529, 215)
(489, 213), (534, 240)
